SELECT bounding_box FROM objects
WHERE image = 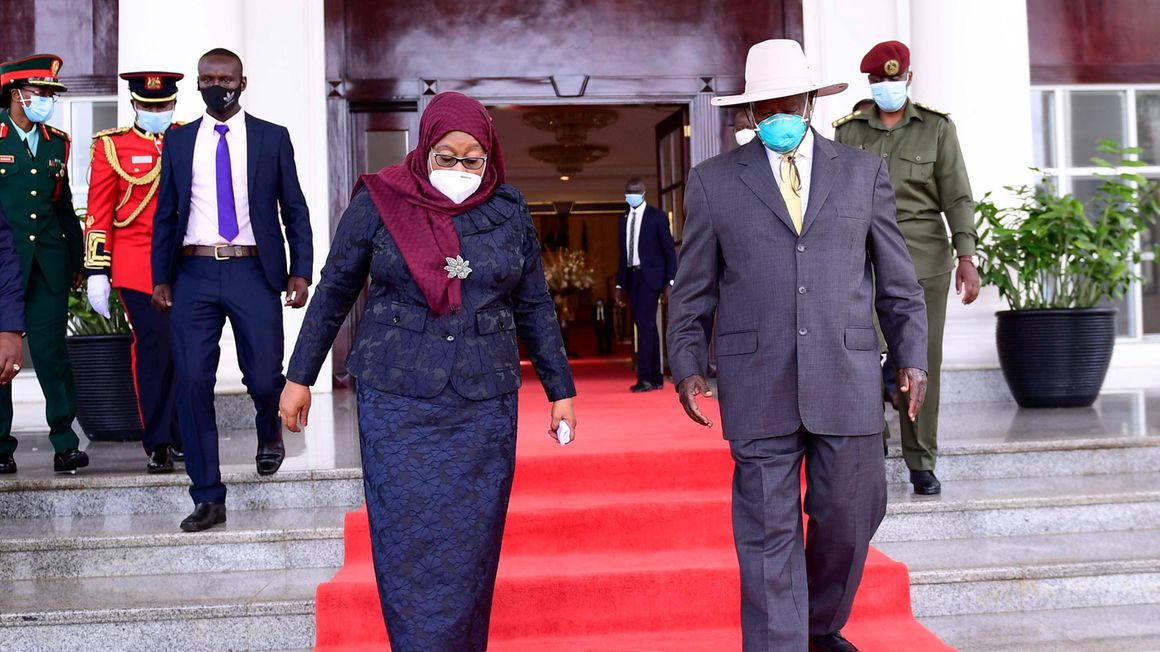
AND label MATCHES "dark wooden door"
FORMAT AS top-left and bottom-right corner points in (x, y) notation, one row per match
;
(654, 107), (690, 377)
